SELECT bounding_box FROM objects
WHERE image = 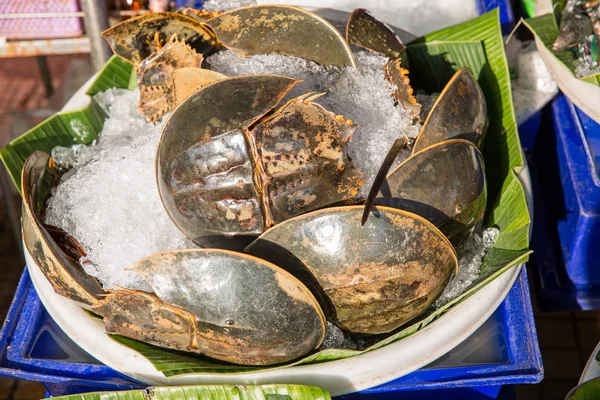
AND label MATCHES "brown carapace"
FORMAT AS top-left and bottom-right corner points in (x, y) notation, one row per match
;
(157, 75), (365, 247)
(248, 206), (458, 334)
(136, 35), (204, 122)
